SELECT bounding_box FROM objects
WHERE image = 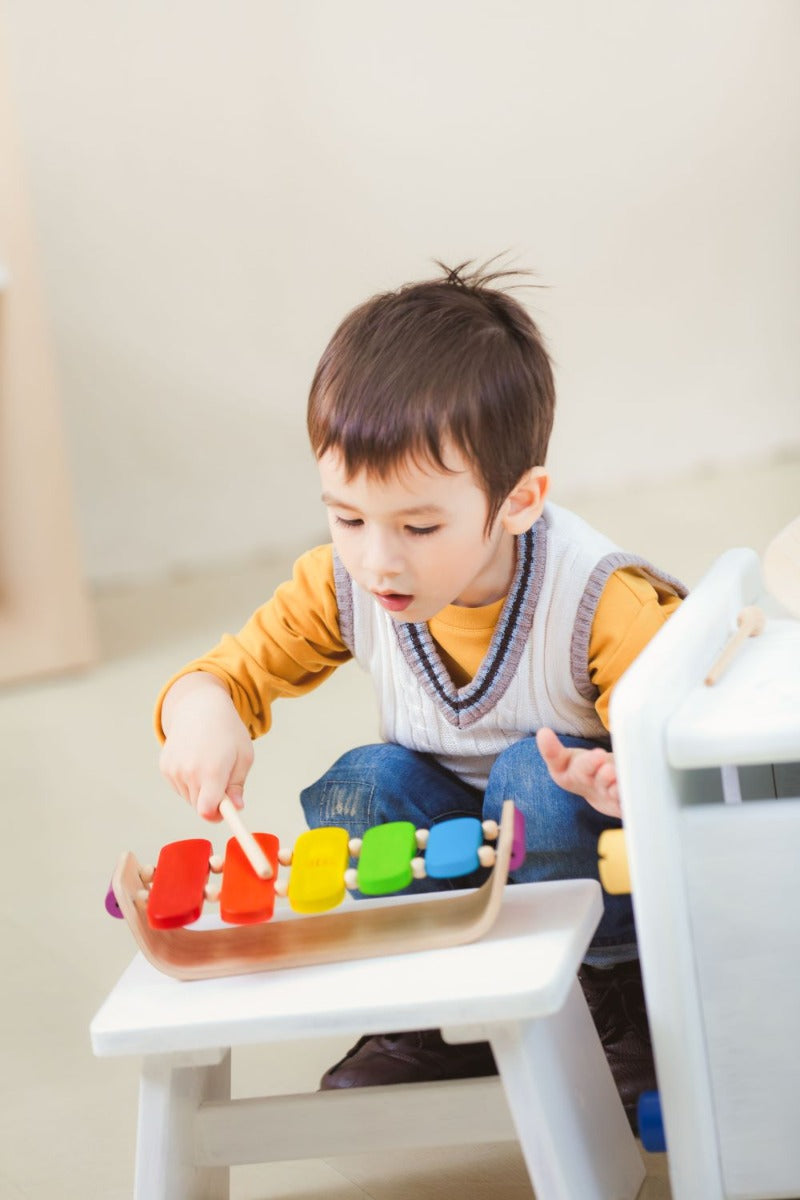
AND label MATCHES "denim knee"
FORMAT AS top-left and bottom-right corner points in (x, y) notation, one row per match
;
(301, 742), (483, 839)
(301, 744), (394, 836)
(483, 734), (618, 853)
